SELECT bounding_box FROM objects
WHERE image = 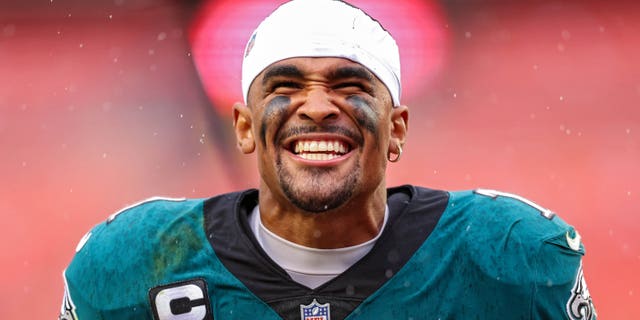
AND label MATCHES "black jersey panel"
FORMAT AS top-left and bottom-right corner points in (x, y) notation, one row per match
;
(203, 186), (449, 320)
